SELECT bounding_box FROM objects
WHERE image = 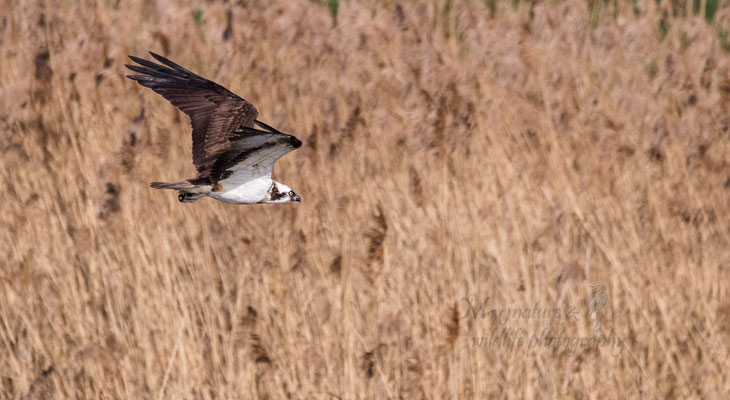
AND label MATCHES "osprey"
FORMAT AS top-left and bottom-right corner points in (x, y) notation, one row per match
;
(125, 52), (302, 204)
